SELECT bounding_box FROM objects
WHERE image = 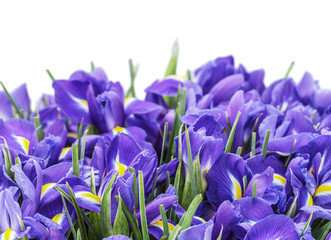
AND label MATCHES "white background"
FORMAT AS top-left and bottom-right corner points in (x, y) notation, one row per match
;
(0, 1), (330, 105)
